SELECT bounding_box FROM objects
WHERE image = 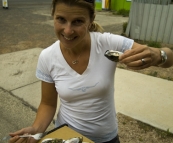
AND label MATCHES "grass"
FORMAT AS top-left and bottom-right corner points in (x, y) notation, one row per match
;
(147, 41), (162, 48)
(117, 9), (130, 17)
(123, 22), (128, 33)
(147, 71), (158, 77)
